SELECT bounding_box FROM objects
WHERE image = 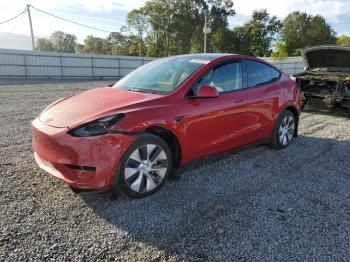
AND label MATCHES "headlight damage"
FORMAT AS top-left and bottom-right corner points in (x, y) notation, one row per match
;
(69, 114), (125, 137)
